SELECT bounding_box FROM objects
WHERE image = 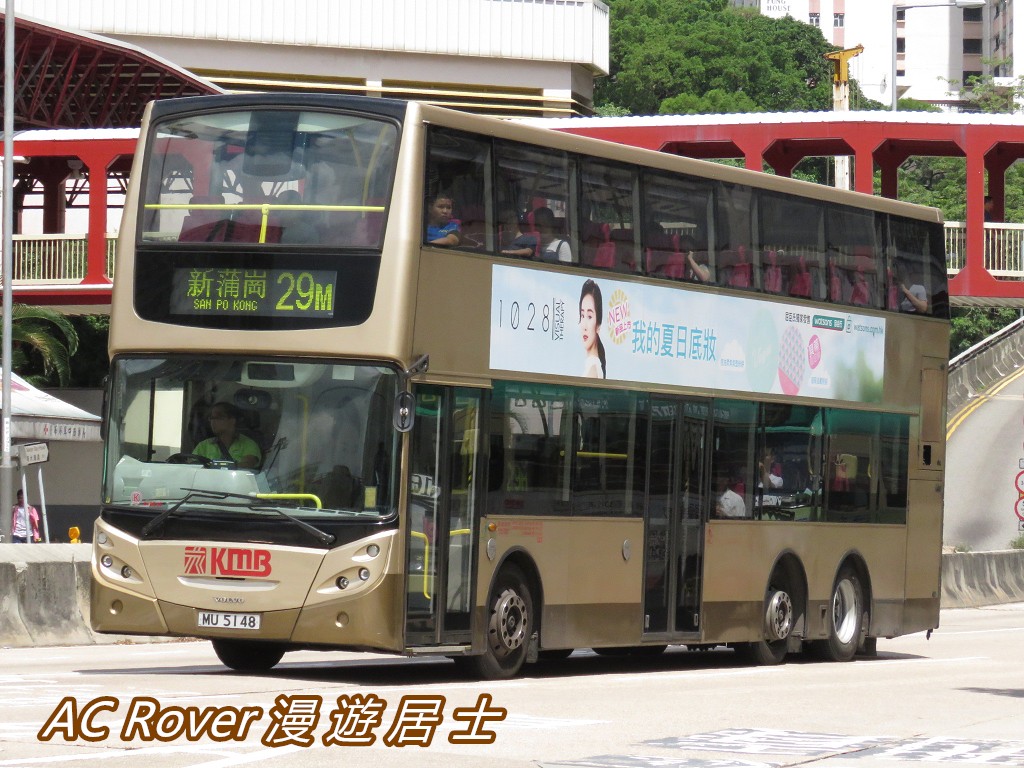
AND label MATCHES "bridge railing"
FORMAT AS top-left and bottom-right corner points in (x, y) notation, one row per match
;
(1, 227), (1022, 287)
(0, 234), (116, 284)
(945, 221), (1024, 278)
